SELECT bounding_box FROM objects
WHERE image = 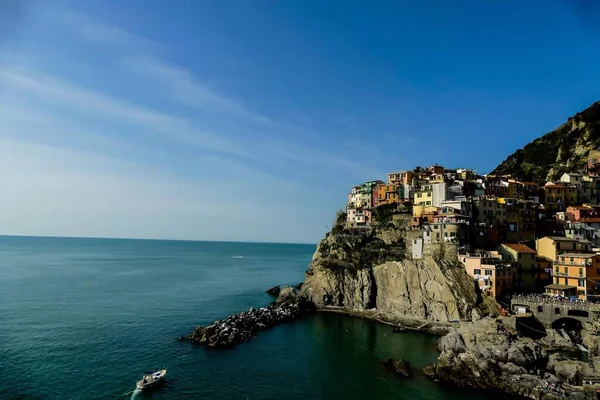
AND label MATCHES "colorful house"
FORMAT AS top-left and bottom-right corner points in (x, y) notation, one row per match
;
(551, 253), (600, 299)
(582, 175), (600, 203)
(540, 184), (566, 212)
(566, 205), (600, 222)
(498, 243), (546, 292)
(536, 236), (593, 262)
(388, 171), (414, 186)
(346, 208), (372, 226)
(459, 251), (515, 298)
(428, 164), (444, 174)
(472, 196), (507, 230)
